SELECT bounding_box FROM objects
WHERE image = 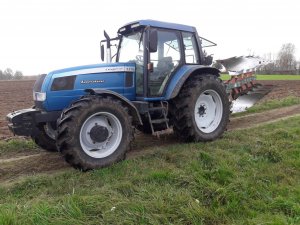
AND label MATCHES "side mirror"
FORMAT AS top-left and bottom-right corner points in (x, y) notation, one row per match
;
(204, 55), (213, 65)
(149, 29), (158, 53)
(100, 45), (104, 61)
